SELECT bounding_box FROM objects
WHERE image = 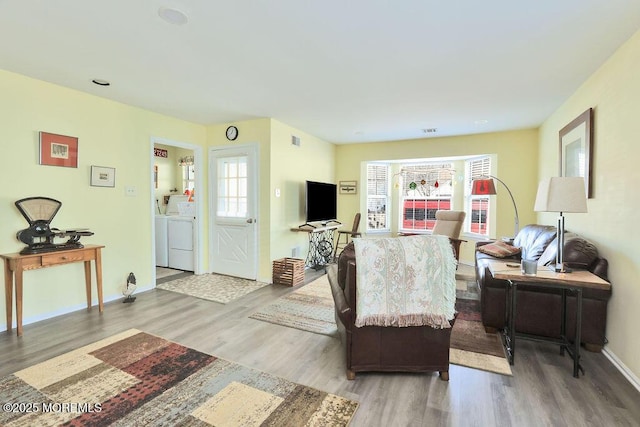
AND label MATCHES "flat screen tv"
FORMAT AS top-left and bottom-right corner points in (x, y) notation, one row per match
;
(305, 180), (337, 224)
